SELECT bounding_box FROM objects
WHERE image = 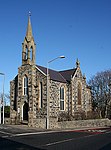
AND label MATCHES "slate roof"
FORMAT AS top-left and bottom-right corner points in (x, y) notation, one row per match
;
(59, 68), (77, 82)
(37, 65), (76, 83)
